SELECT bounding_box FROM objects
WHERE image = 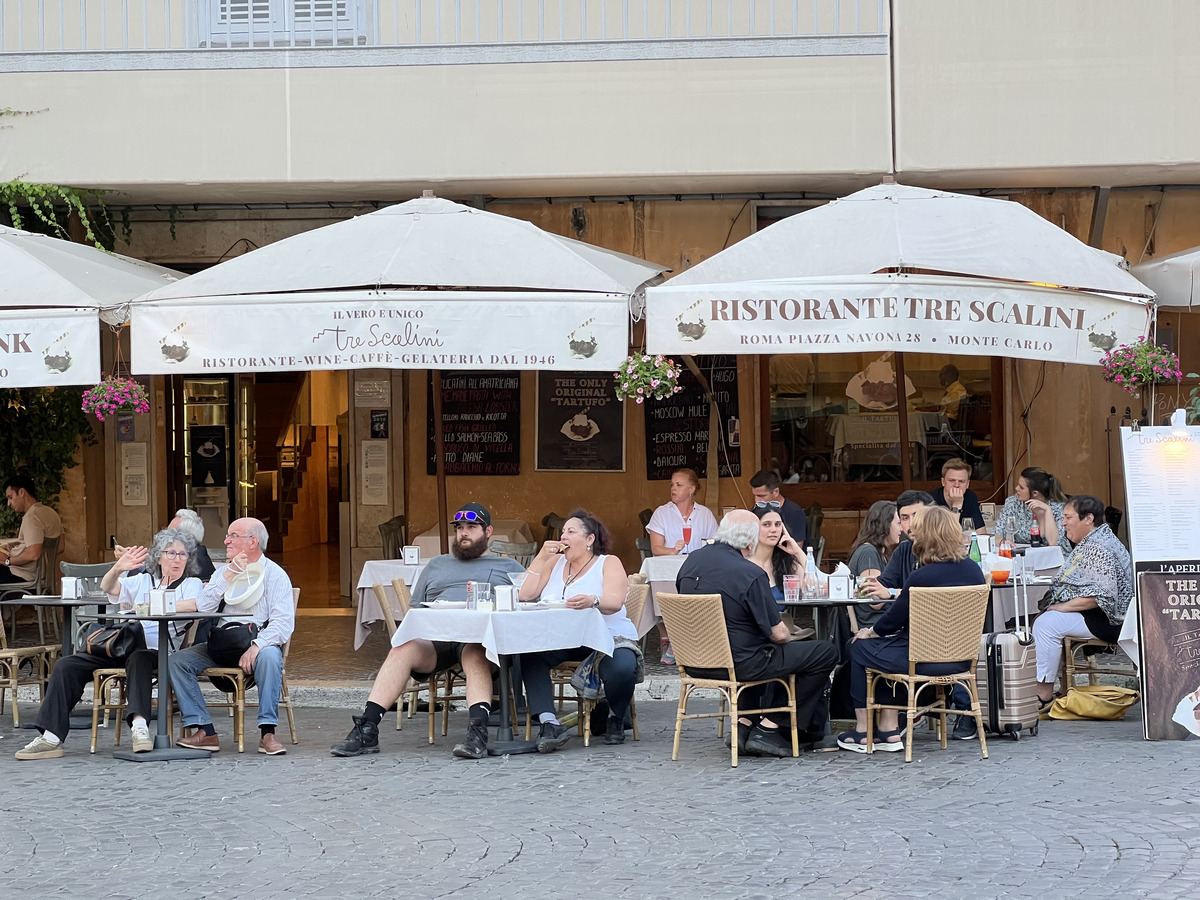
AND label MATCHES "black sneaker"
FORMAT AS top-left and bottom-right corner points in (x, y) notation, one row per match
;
(329, 716), (380, 757)
(723, 720), (754, 753)
(536, 721), (571, 753)
(743, 724), (795, 759)
(452, 722), (489, 759)
(603, 714), (626, 745)
(952, 715), (979, 741)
